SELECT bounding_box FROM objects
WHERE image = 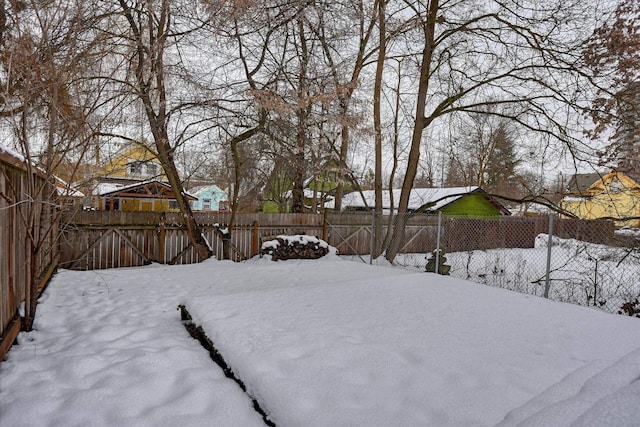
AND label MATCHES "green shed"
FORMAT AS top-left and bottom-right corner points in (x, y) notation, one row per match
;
(332, 186), (511, 217)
